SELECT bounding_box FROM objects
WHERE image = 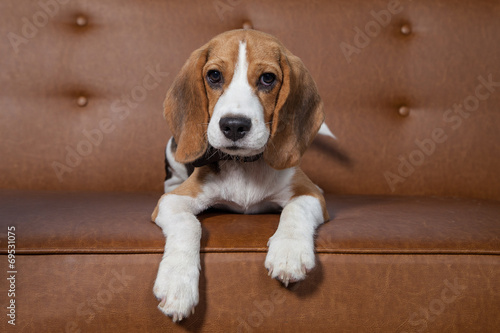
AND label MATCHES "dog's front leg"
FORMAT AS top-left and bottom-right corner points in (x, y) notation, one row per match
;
(152, 192), (205, 322)
(265, 194), (327, 286)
